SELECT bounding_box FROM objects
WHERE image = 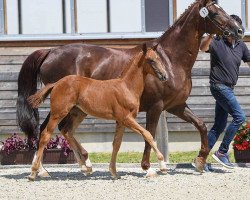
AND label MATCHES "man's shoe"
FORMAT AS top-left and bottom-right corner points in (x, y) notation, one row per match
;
(203, 163), (215, 172)
(212, 151), (235, 169)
